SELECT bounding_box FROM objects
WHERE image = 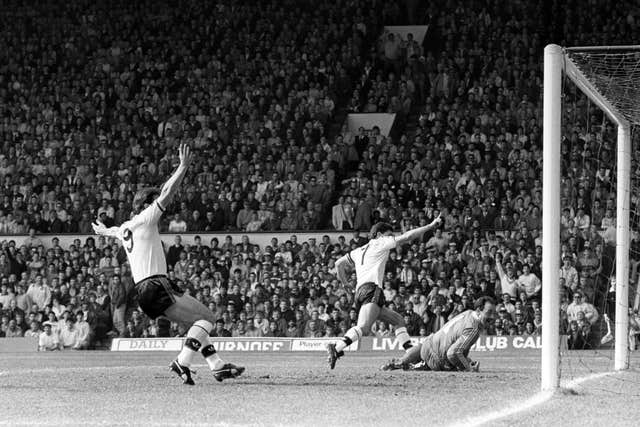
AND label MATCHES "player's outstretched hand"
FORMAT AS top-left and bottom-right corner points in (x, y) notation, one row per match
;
(429, 212), (443, 228)
(178, 143), (193, 169)
(91, 220), (108, 236)
(470, 360), (480, 372)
